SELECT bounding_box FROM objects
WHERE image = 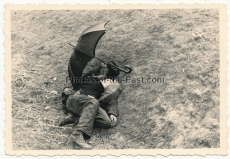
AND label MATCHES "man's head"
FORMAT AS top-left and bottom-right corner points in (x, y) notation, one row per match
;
(98, 62), (109, 77)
